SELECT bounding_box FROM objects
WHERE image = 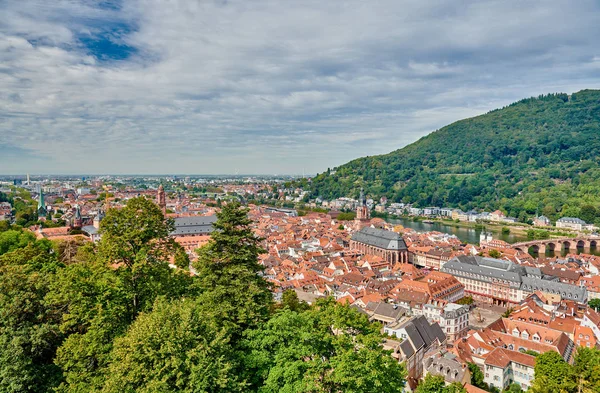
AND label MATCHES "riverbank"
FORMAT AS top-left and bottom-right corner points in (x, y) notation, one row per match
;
(385, 215), (584, 245)
(388, 215), (579, 238)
